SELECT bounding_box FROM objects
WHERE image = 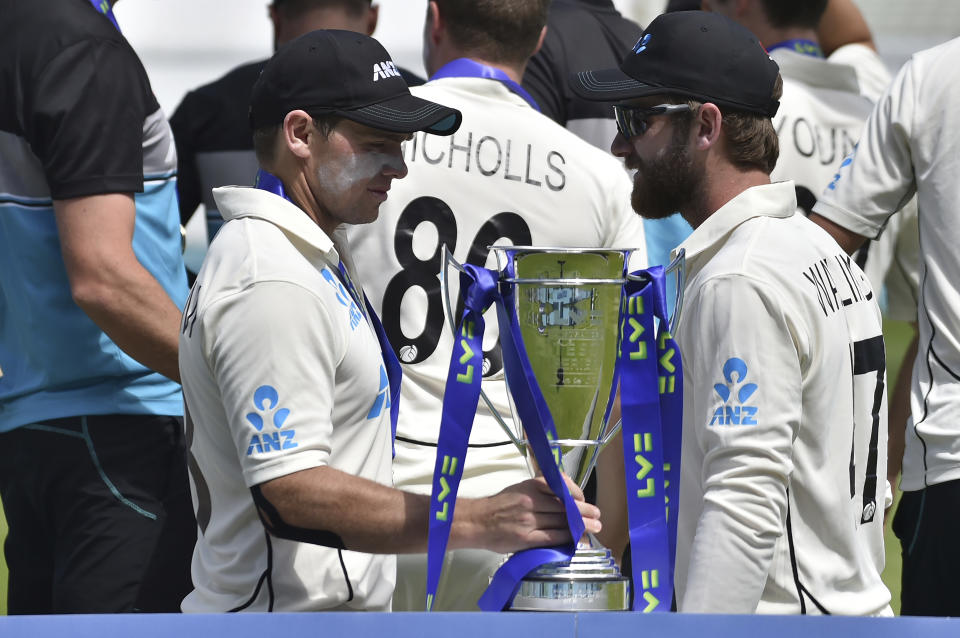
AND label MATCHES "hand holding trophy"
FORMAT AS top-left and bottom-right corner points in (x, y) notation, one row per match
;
(427, 245), (684, 612)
